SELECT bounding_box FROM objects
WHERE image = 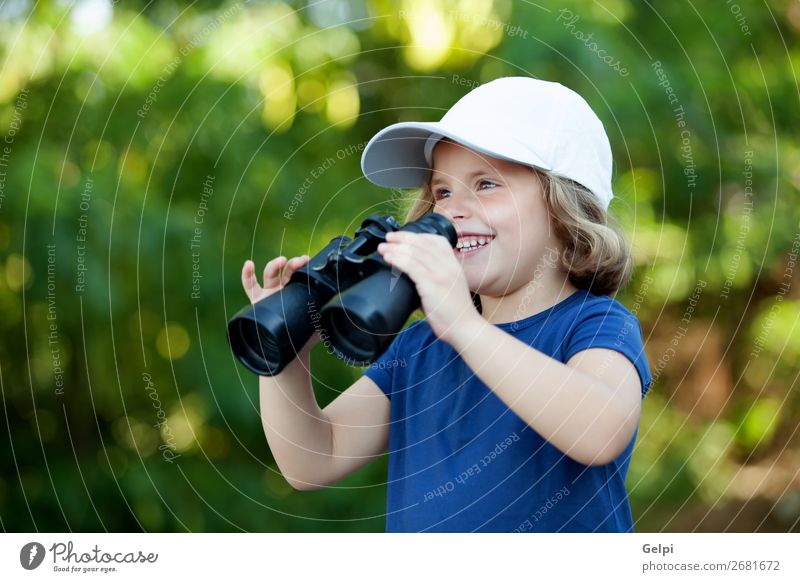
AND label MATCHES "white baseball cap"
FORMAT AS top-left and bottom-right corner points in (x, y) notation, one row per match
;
(360, 76), (615, 210)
